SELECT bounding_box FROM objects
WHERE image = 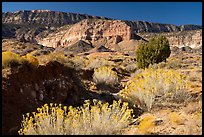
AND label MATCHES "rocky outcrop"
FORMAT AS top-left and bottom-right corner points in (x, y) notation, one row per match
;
(2, 10), (201, 33)
(2, 10), (202, 45)
(123, 20), (202, 33)
(2, 10), (202, 52)
(38, 19), (133, 49)
(139, 29), (202, 48)
(2, 10), (110, 42)
(60, 40), (94, 55)
(2, 10), (110, 26)
(2, 39), (55, 56)
(166, 29), (202, 48)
